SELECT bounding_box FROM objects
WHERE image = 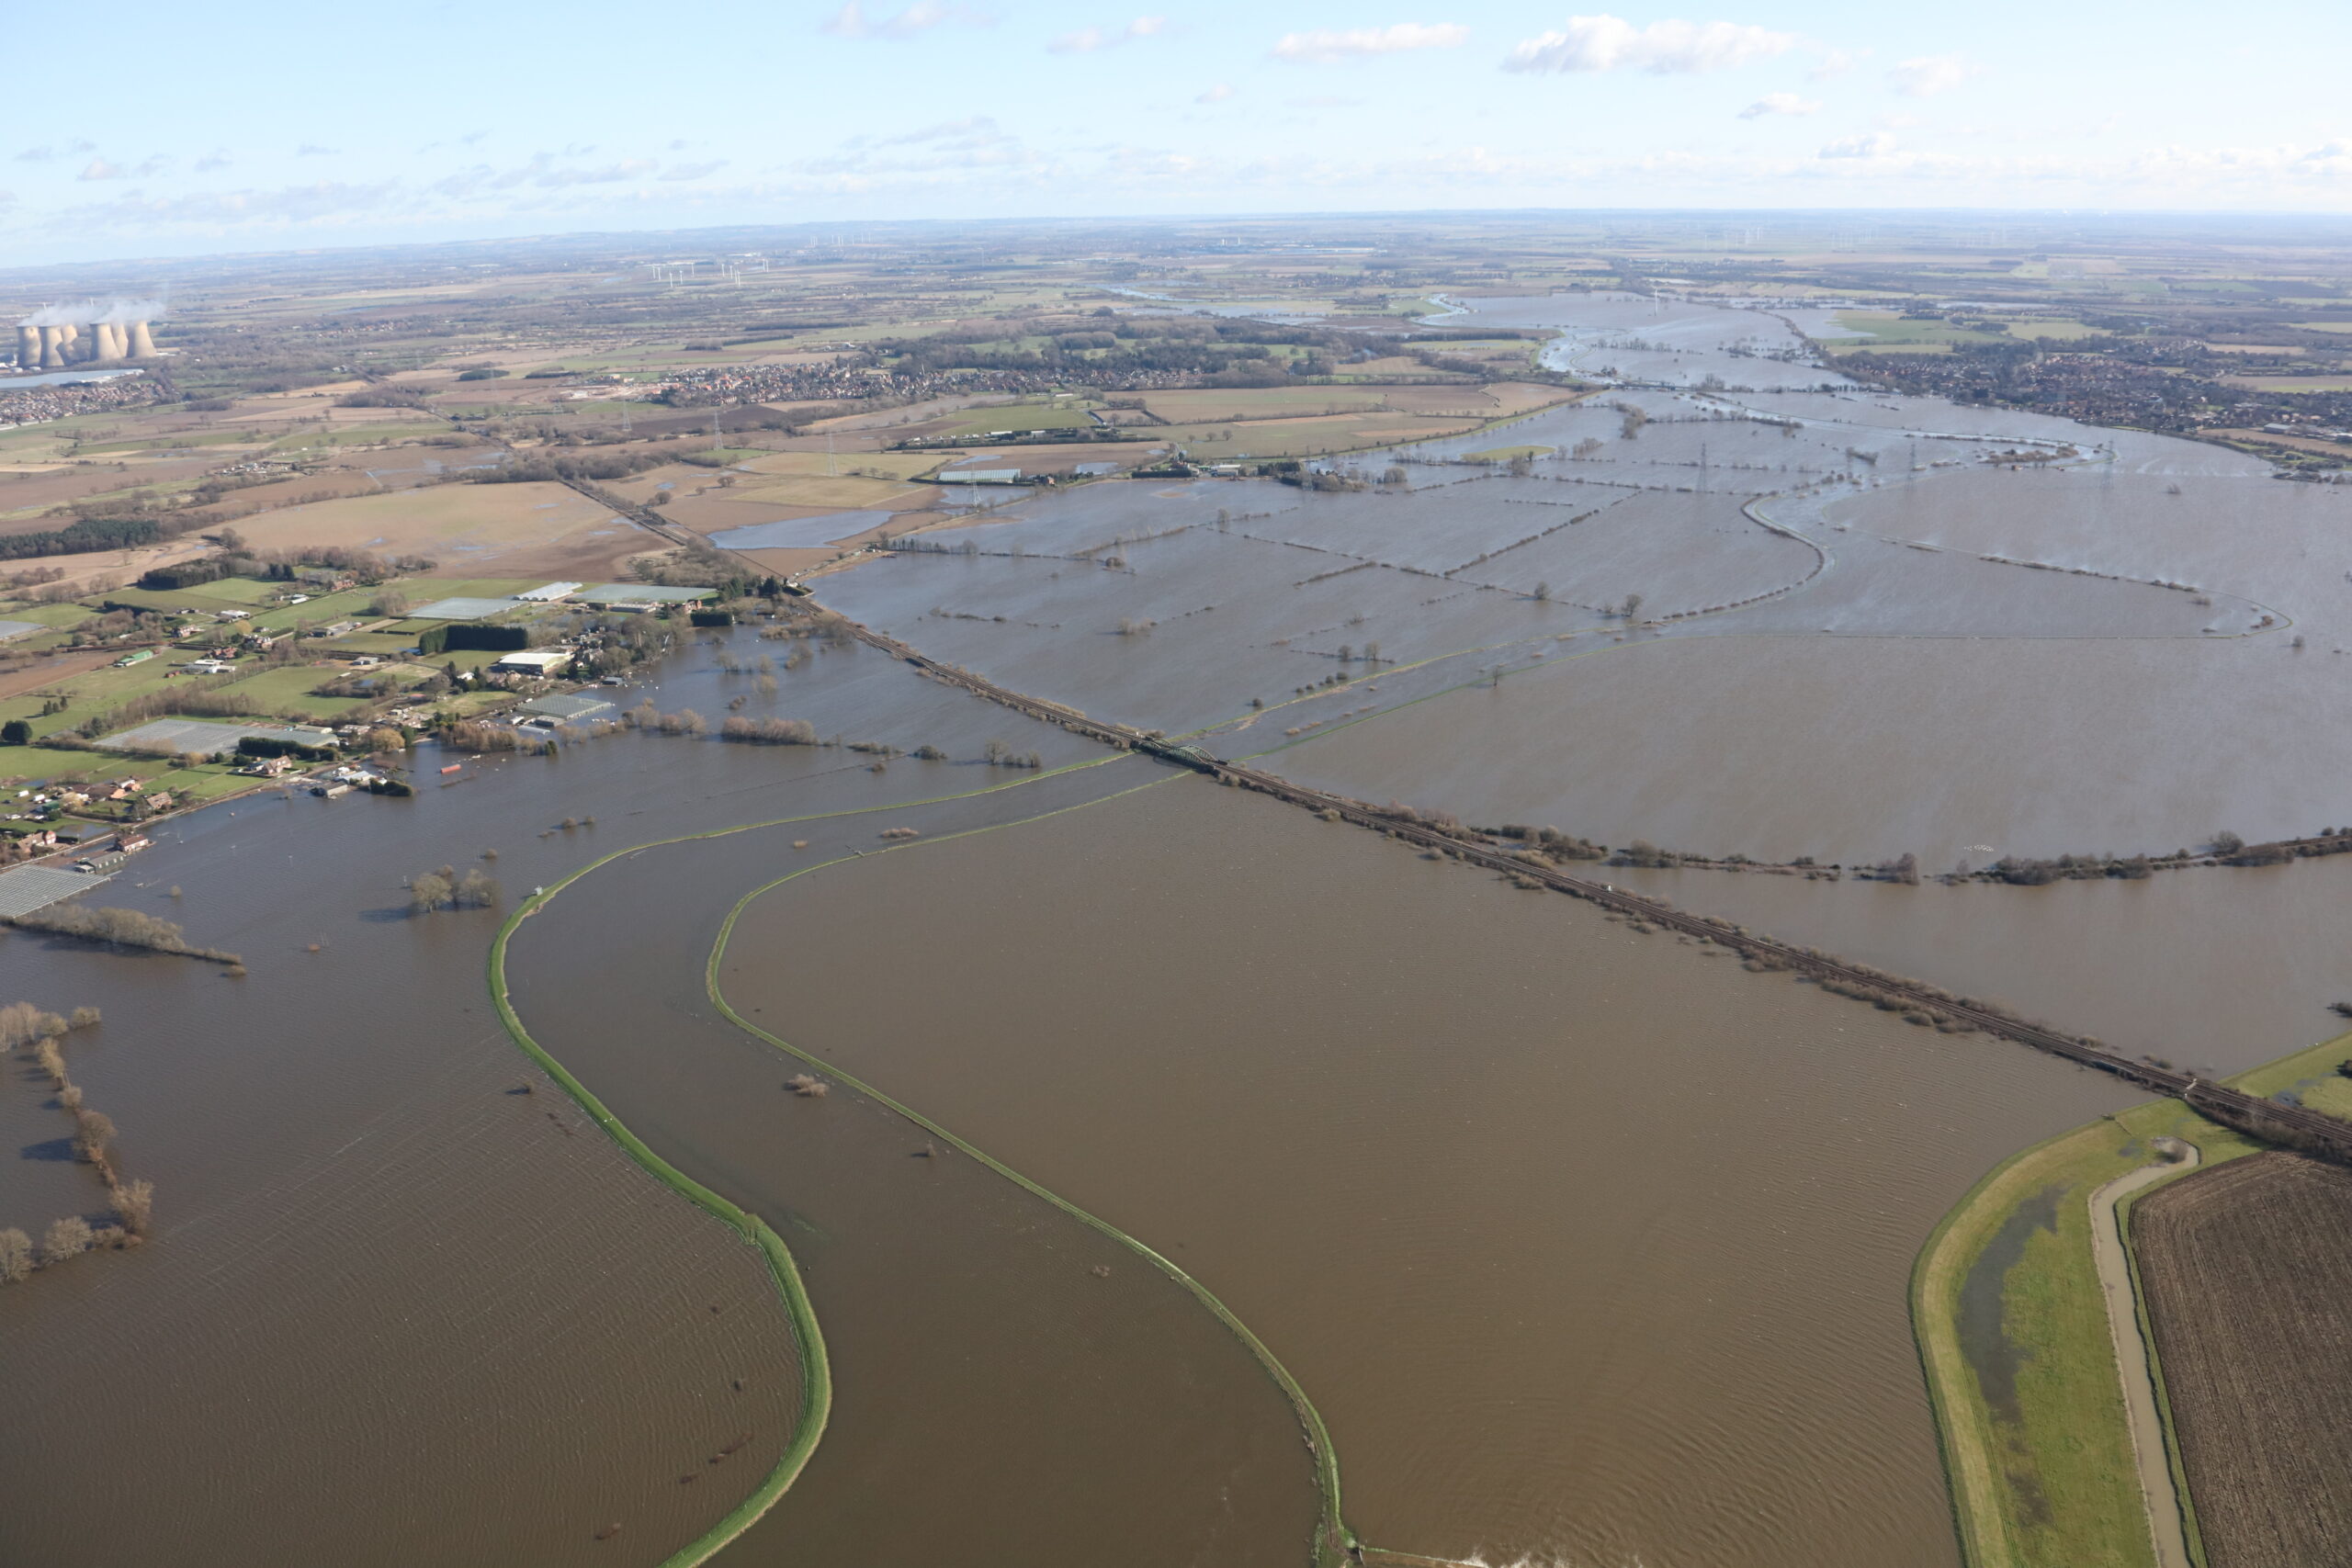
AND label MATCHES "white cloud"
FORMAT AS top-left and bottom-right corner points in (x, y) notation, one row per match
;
(1272, 23), (1468, 62)
(1050, 16), (1163, 52)
(797, 117), (1031, 177)
(1738, 92), (1819, 118)
(1888, 54), (1976, 98)
(660, 162), (727, 181)
(57, 181), (406, 232)
(429, 154), (660, 197)
(16, 139), (95, 164)
(1195, 84), (1235, 103)
(1504, 15), (1794, 74)
(77, 160), (124, 182)
(296, 142), (340, 157)
(821, 2), (988, 39)
(193, 151), (232, 174)
(1808, 47), (1864, 81)
(1818, 131), (1895, 160)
